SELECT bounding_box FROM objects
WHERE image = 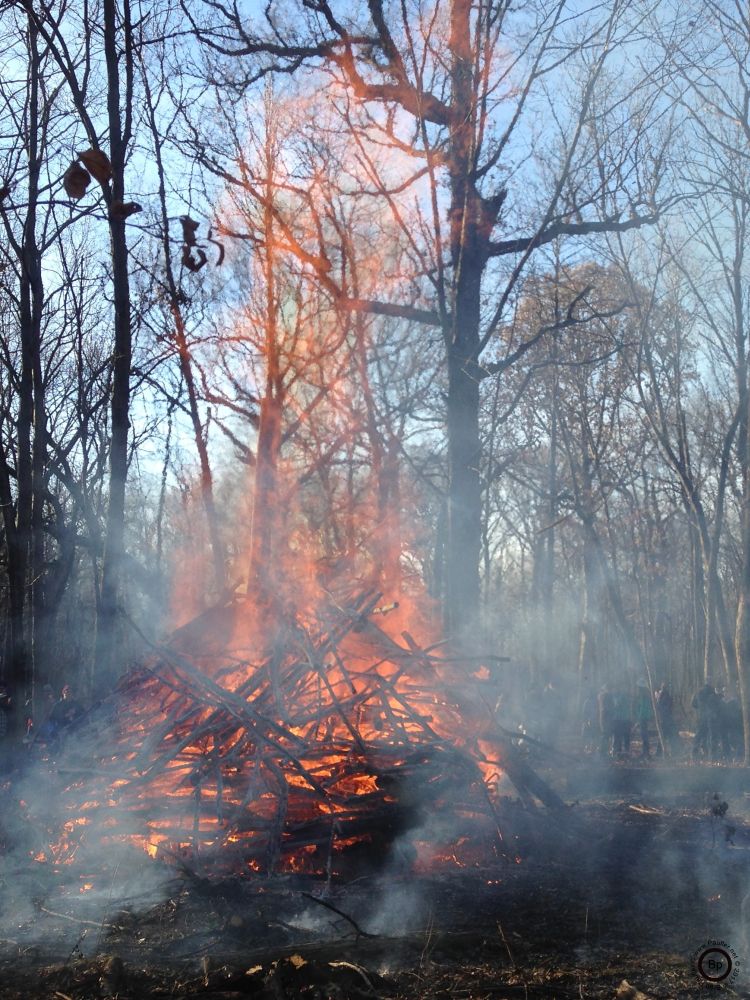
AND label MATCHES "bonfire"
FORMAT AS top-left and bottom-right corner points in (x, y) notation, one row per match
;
(45, 582), (563, 882)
